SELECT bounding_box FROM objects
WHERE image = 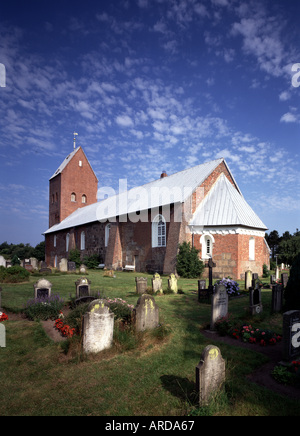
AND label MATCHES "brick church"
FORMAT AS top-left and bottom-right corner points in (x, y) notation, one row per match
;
(44, 146), (270, 280)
